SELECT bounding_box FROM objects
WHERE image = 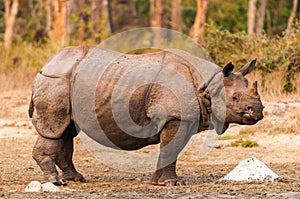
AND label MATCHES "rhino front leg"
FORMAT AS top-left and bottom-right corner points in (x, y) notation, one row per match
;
(150, 119), (192, 186)
(55, 121), (85, 183)
(32, 135), (66, 185)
